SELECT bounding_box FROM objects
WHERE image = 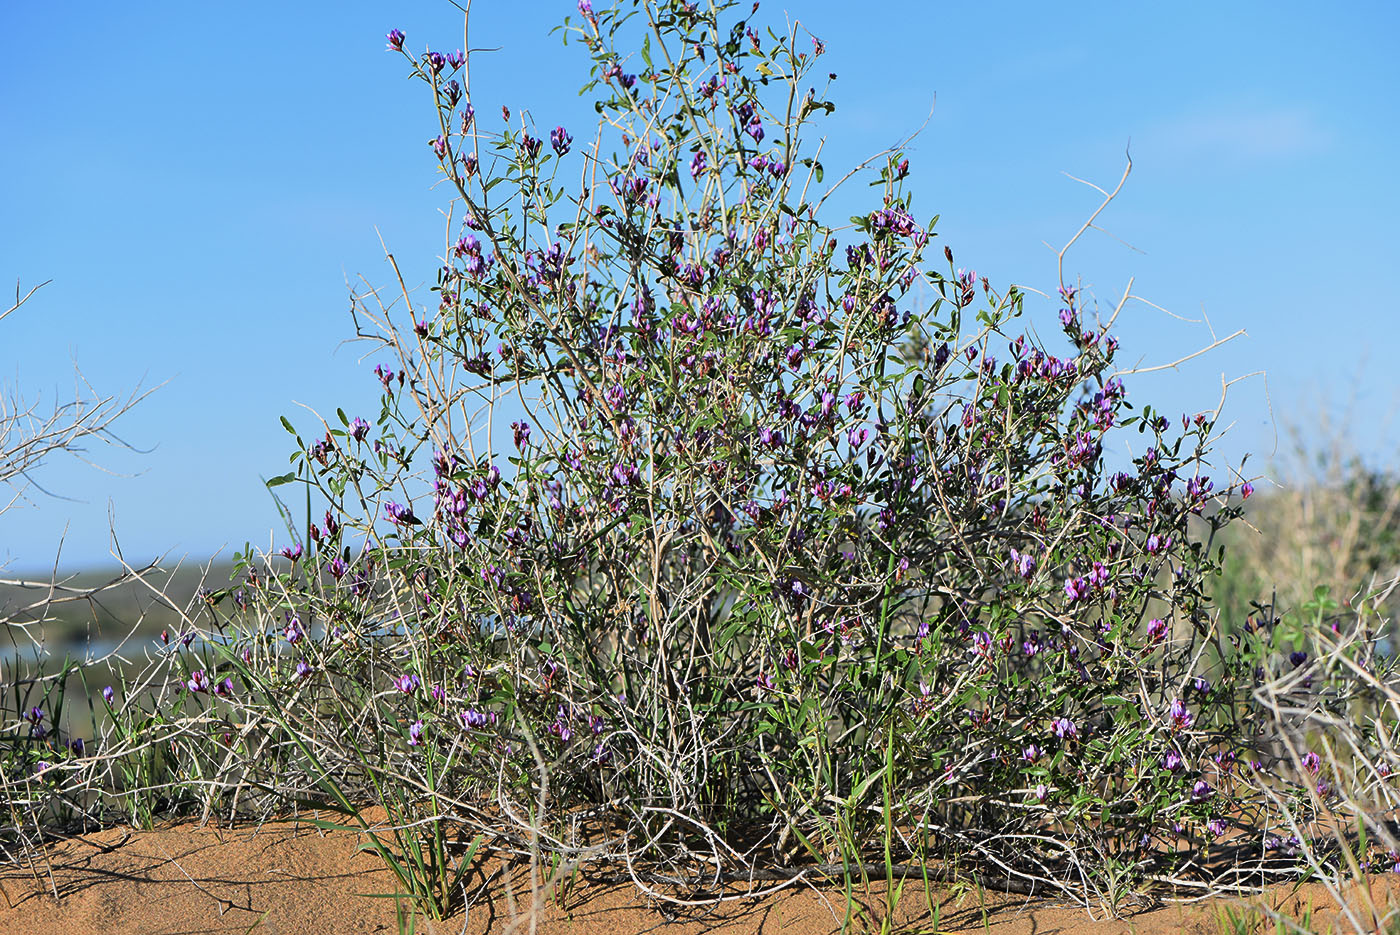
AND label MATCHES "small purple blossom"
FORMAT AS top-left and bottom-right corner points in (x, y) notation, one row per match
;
(1052, 716), (1077, 739)
(284, 616), (305, 644)
(550, 125), (572, 156)
(385, 501), (418, 525)
(102, 685), (115, 705)
(1009, 548), (1036, 580)
(186, 670), (210, 694)
(386, 29), (405, 51)
(408, 720), (425, 746)
(459, 708), (497, 730)
(1168, 698), (1194, 732)
(350, 417), (370, 442)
